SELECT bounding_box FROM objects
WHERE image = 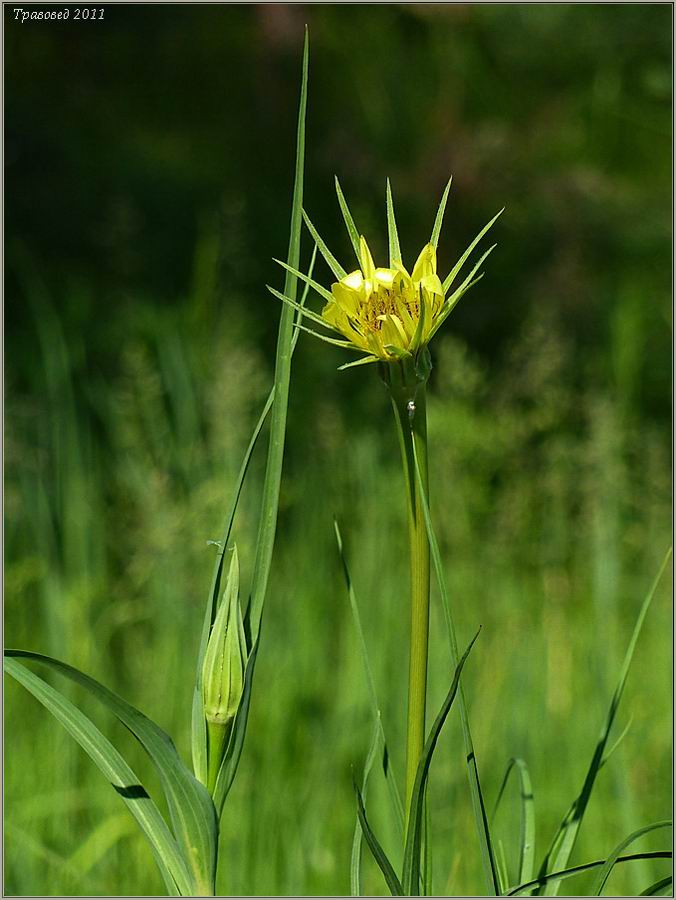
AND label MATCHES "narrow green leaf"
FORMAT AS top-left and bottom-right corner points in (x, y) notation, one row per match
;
(249, 27), (309, 638)
(354, 781), (404, 896)
(7, 650), (216, 895)
(402, 630), (481, 896)
(266, 284), (331, 329)
(441, 207), (504, 293)
(592, 821), (671, 895)
(335, 176), (362, 261)
(338, 355), (380, 370)
(492, 758), (536, 886)
(506, 853), (672, 896)
(4, 656), (192, 897)
(302, 209), (346, 279)
(333, 519), (404, 838)
(538, 547), (672, 896)
(351, 720), (380, 896)
(426, 272), (485, 343)
(294, 322), (357, 349)
(411, 439), (500, 895)
(640, 877), (673, 896)
(334, 520), (405, 836)
(273, 258), (333, 302)
(386, 179), (402, 266)
(430, 177), (452, 249)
